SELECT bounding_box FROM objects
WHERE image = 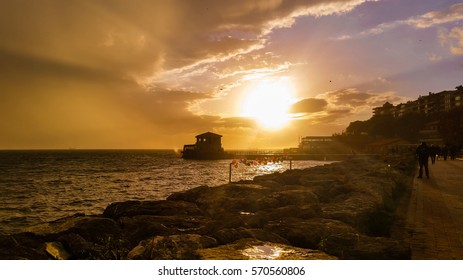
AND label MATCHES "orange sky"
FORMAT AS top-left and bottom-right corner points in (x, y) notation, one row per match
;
(1, 0), (462, 149)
